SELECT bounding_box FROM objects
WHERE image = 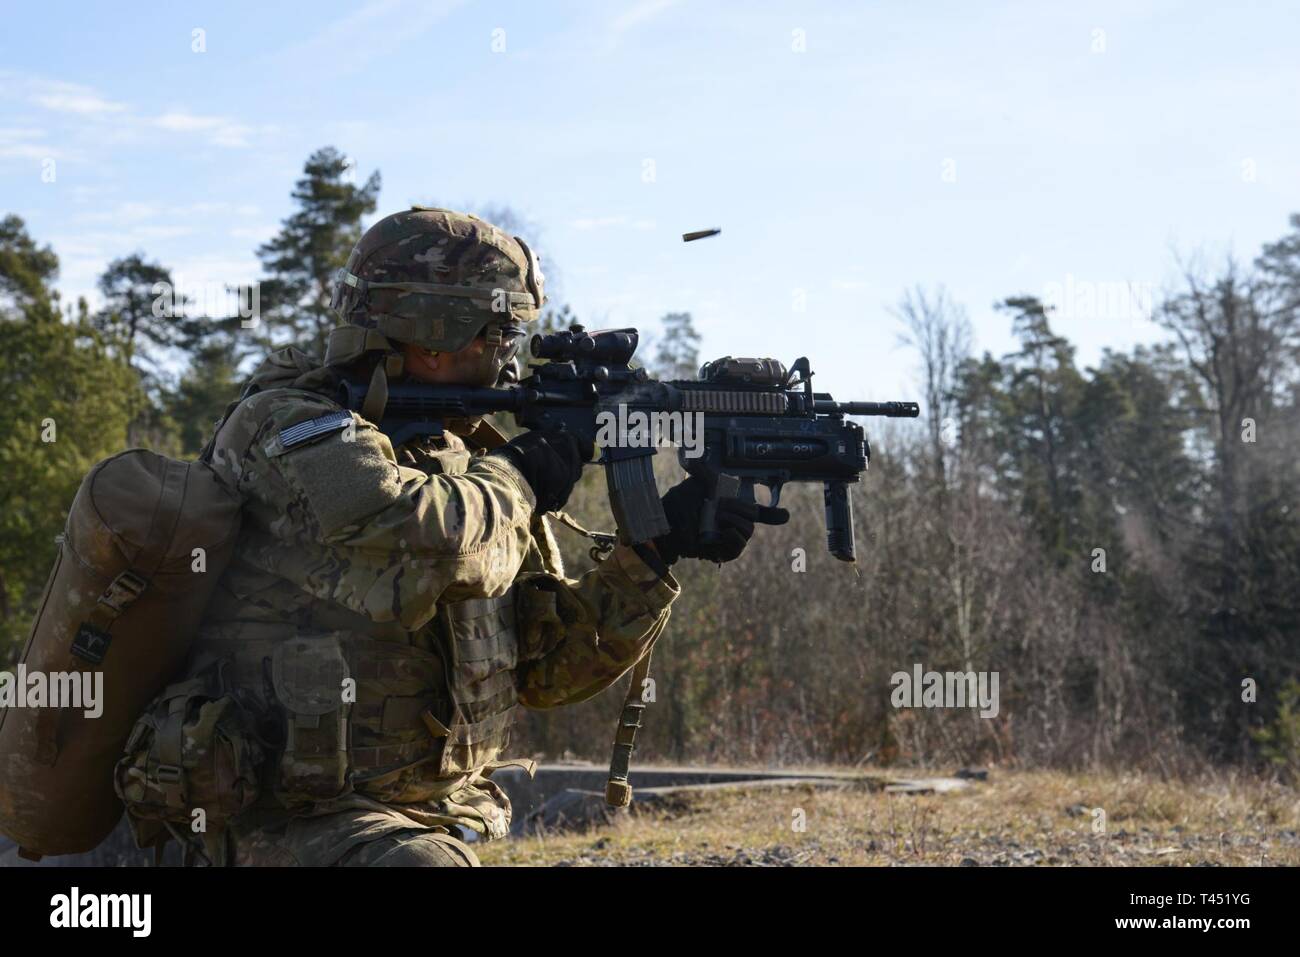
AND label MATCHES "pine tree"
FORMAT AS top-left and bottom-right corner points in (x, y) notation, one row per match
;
(653, 312), (701, 379)
(255, 147), (380, 357)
